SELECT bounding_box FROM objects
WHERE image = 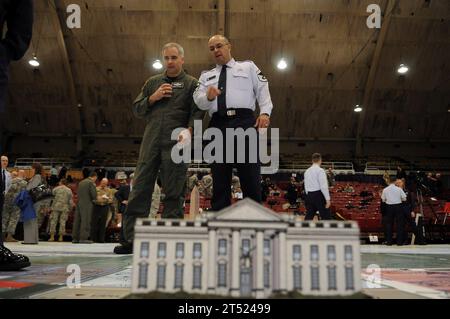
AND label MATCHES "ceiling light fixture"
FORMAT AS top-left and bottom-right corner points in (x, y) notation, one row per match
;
(152, 59), (163, 70)
(277, 59), (287, 70)
(397, 63), (409, 74)
(354, 105), (363, 113)
(28, 54), (40, 68)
